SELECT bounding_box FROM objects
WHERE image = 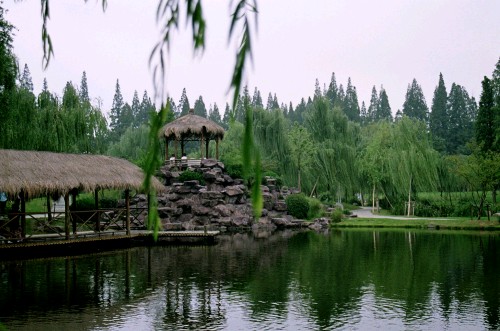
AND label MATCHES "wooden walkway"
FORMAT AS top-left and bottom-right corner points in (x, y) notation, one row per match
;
(0, 230), (220, 259)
